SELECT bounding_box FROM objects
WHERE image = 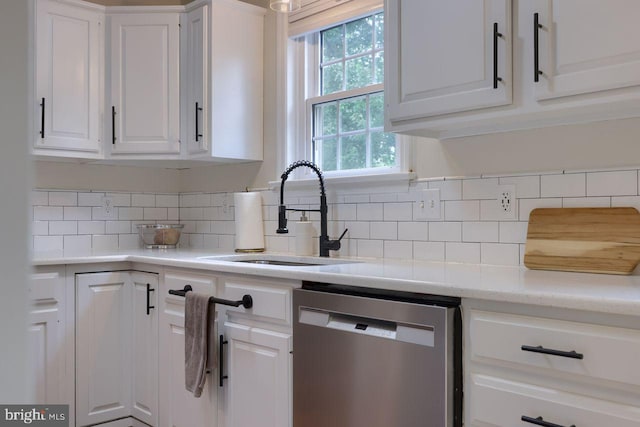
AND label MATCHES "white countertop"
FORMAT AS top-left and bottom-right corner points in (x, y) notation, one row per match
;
(32, 249), (640, 316)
